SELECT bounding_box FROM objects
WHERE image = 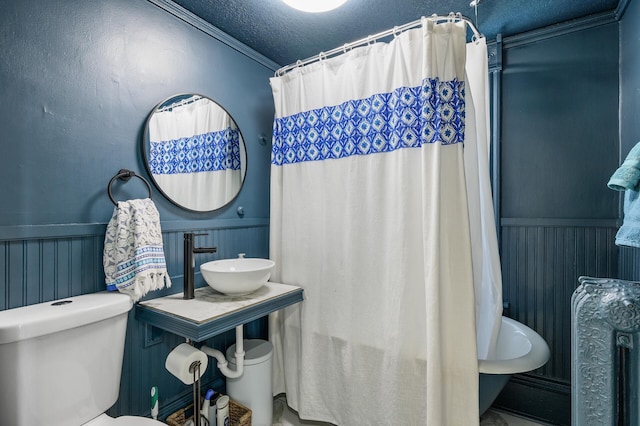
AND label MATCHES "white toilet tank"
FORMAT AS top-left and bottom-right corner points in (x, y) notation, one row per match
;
(0, 292), (133, 426)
